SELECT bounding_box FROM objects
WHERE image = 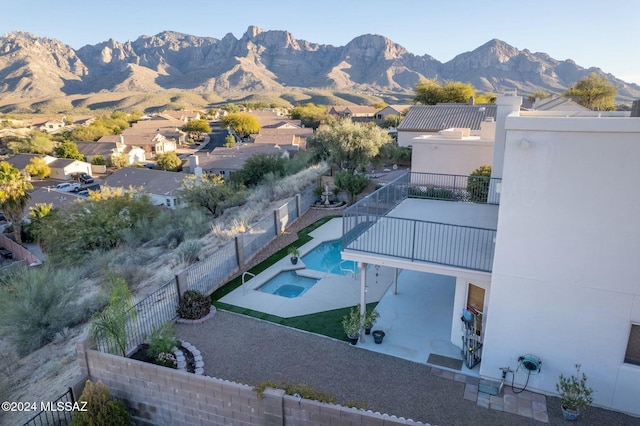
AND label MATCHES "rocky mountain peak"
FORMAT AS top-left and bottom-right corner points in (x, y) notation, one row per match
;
(0, 28), (638, 105)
